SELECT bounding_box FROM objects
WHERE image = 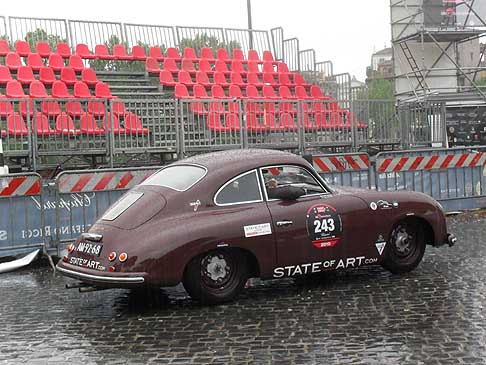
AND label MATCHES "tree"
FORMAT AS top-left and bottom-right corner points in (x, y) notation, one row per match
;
(367, 79), (394, 100)
(24, 28), (66, 51)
